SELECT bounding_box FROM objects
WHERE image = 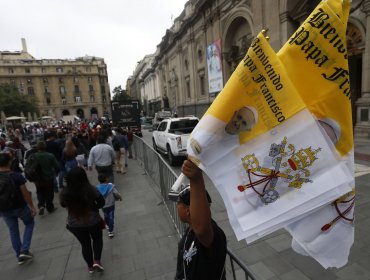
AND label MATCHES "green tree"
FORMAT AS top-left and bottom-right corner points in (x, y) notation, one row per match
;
(112, 85), (131, 102)
(0, 83), (39, 116)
